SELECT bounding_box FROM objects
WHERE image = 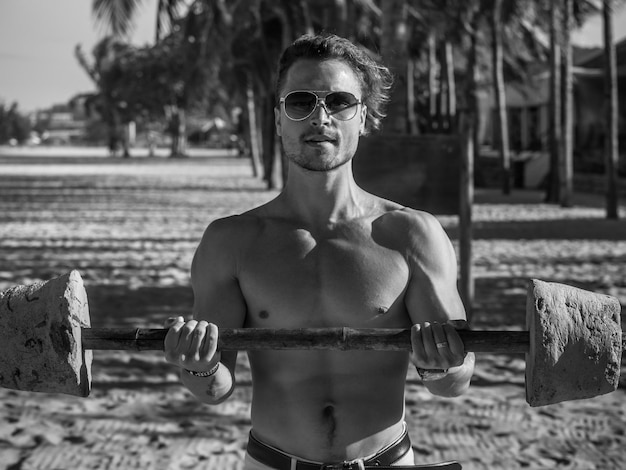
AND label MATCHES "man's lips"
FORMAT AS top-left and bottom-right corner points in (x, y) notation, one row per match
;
(304, 134), (337, 143)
